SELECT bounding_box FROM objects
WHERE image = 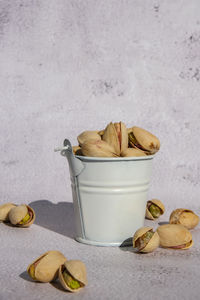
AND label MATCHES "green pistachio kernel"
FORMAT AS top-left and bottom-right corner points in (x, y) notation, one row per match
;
(19, 213), (30, 224)
(149, 204), (161, 218)
(63, 270), (80, 290)
(136, 230), (154, 250)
